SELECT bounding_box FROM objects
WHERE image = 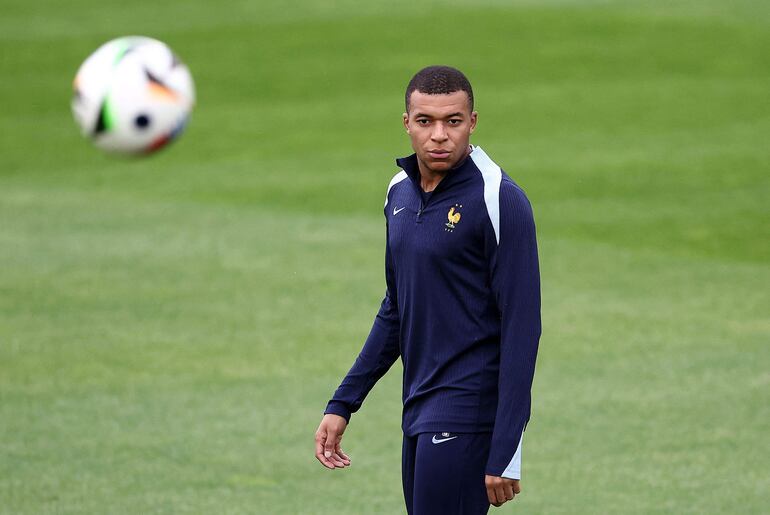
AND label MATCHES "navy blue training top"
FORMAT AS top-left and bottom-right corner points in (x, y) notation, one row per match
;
(325, 146), (541, 478)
